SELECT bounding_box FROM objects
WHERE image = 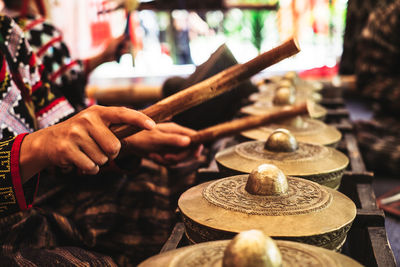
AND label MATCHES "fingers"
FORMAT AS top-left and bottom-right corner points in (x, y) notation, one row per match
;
(149, 144), (203, 166)
(78, 135), (110, 165)
(156, 122), (196, 147)
(44, 105), (156, 174)
(164, 144), (203, 162)
(118, 36), (130, 53)
(110, 35), (130, 61)
(88, 124), (121, 160)
(96, 106), (155, 130)
(58, 142), (100, 175)
(84, 106), (155, 160)
(73, 152), (100, 175)
(154, 131), (191, 147)
(163, 150), (193, 163)
(195, 144), (204, 158)
(157, 122), (197, 136)
(148, 153), (171, 165)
